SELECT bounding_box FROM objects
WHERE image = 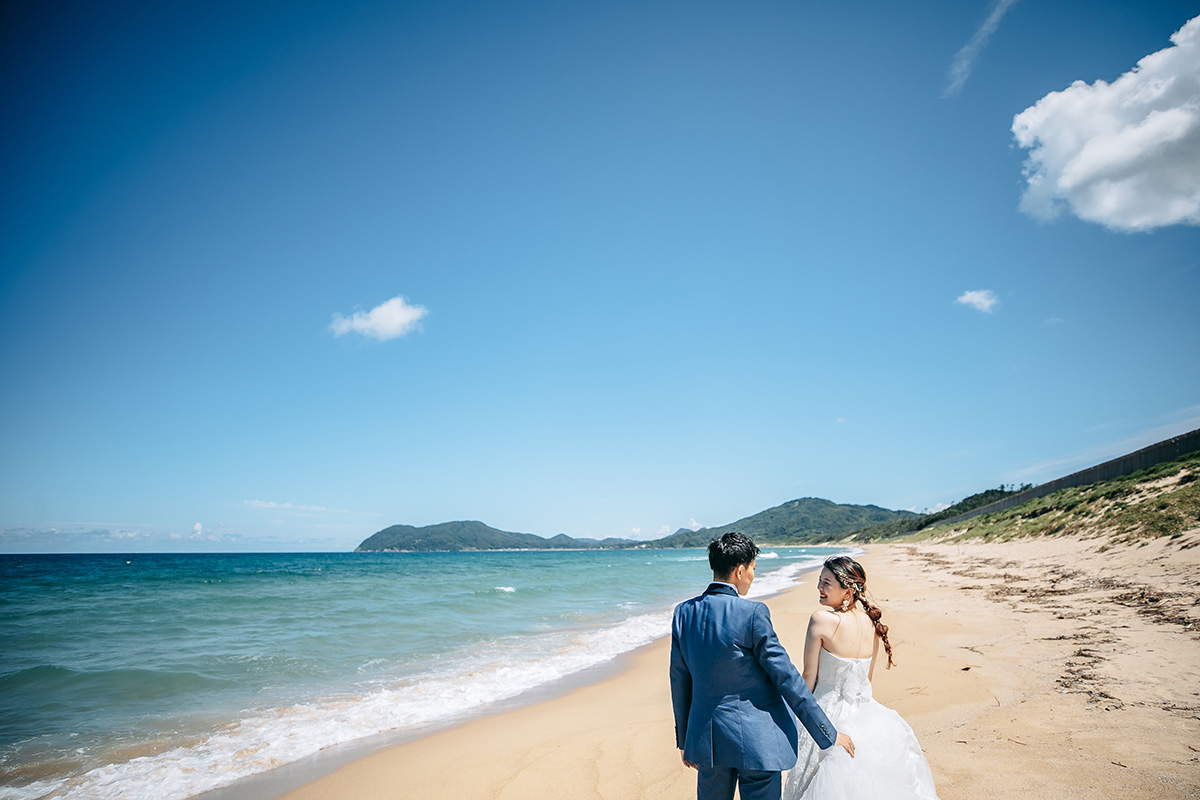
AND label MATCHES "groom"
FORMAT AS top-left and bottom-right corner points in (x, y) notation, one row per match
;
(670, 532), (854, 800)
